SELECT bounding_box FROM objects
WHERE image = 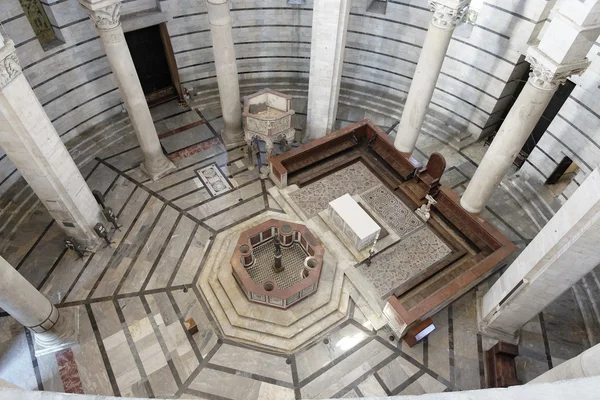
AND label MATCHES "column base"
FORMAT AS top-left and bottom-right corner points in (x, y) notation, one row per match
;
(476, 294), (520, 345)
(140, 158), (177, 181)
(460, 197), (483, 215)
(34, 308), (79, 357)
(222, 131), (246, 150)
